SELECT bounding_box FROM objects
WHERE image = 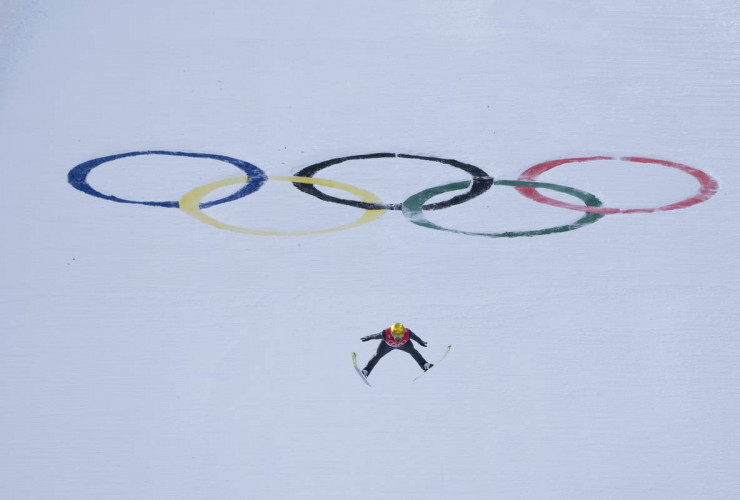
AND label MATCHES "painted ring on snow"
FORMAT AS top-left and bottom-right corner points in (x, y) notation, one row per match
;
(179, 175), (386, 236)
(292, 153), (494, 211)
(68, 150), (268, 208)
(516, 156), (718, 214)
(402, 179), (605, 238)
